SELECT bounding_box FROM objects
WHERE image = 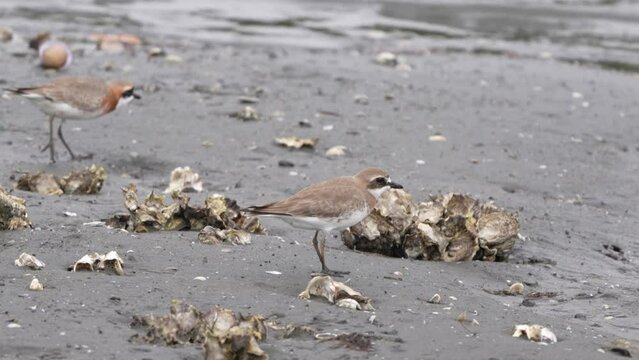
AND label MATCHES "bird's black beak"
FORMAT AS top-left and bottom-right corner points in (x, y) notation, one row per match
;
(132, 92), (141, 100)
(389, 181), (403, 189)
